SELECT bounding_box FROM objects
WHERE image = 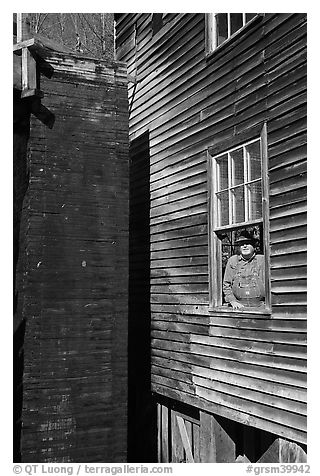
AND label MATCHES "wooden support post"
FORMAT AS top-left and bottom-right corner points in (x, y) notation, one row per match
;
(21, 47), (38, 97)
(176, 415), (194, 463)
(15, 13), (43, 99)
(193, 422), (201, 462)
(17, 13), (23, 42)
(200, 411), (236, 463)
(200, 411), (216, 462)
(17, 13), (31, 42)
(157, 404), (162, 463)
(171, 411), (185, 463)
(161, 404), (169, 463)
